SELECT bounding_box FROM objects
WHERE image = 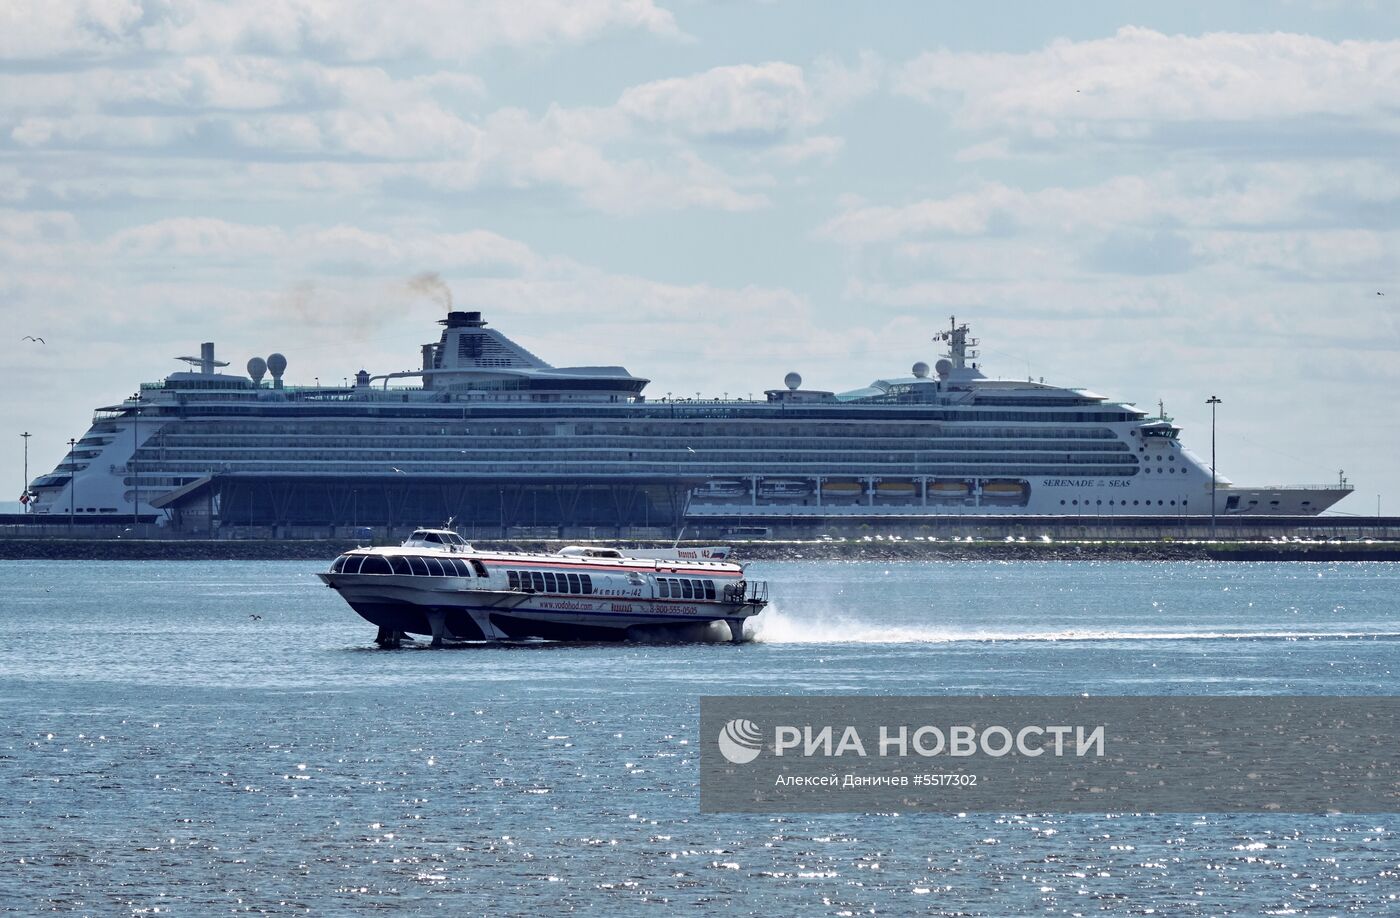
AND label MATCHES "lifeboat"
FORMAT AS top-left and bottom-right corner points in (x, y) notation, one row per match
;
(930, 480), (971, 496)
(758, 479), (812, 498)
(875, 481), (917, 497)
(821, 481), (864, 497)
(692, 479), (747, 498)
(981, 480), (1028, 497)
